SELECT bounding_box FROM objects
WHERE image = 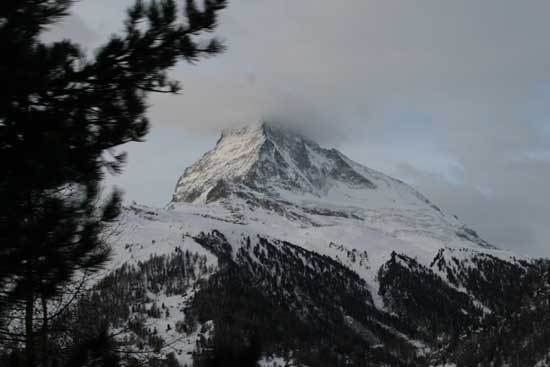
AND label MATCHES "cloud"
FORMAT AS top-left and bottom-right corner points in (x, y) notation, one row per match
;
(47, 1), (550, 256)
(41, 12), (99, 47)
(47, 1), (550, 140)
(396, 161), (550, 257)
